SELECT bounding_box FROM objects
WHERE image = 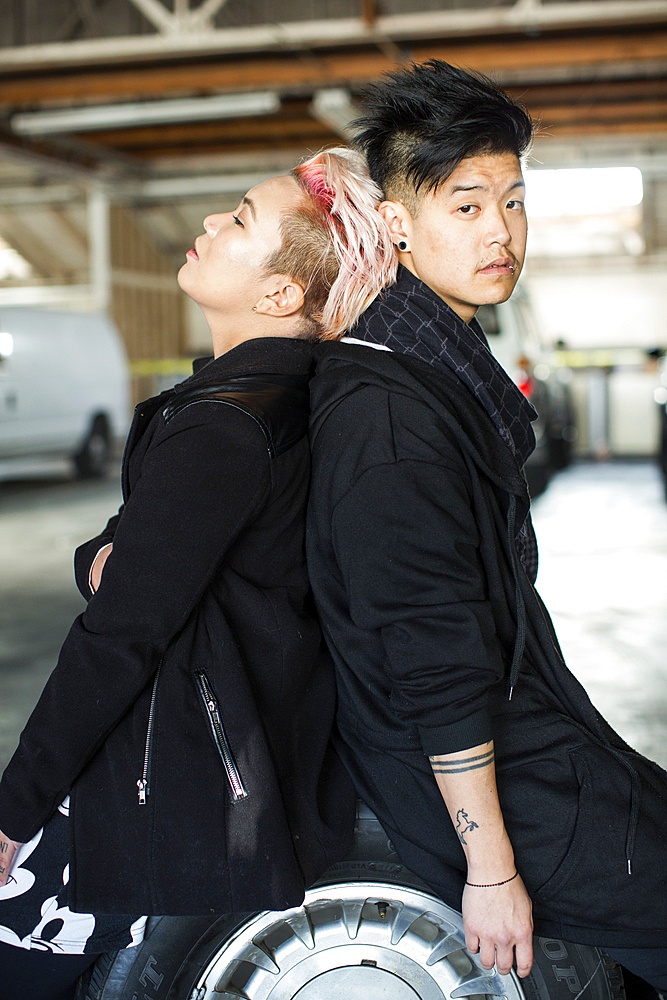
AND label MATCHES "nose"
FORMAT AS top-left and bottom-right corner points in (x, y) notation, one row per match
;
(483, 206), (512, 249)
(203, 213), (223, 237)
